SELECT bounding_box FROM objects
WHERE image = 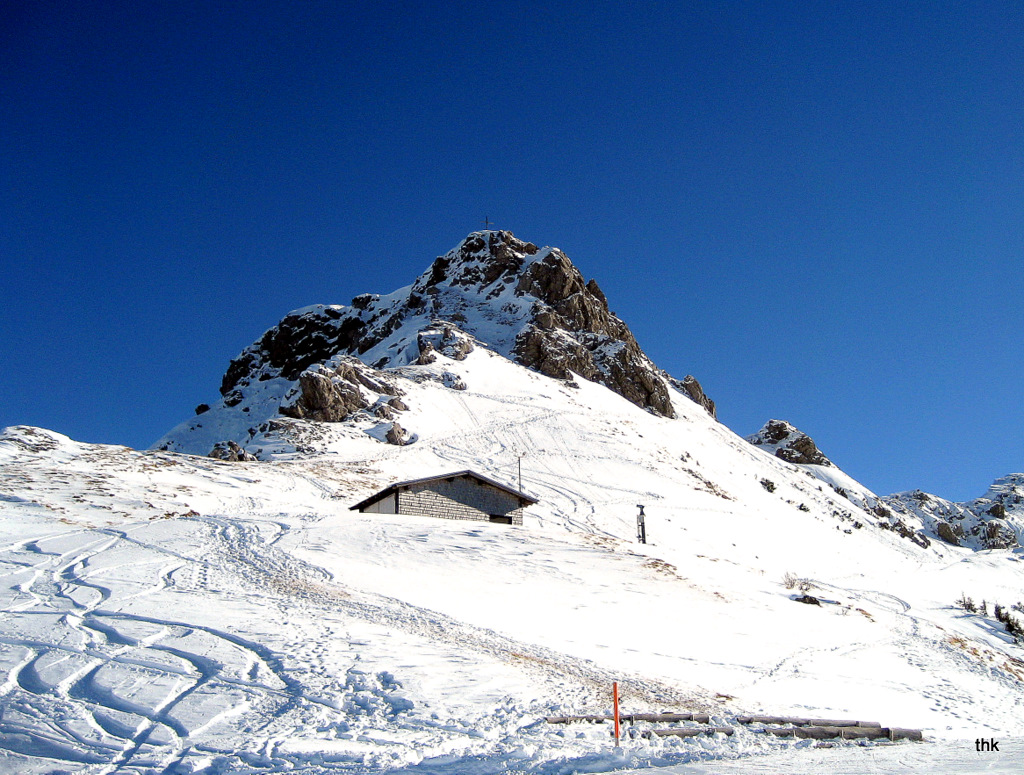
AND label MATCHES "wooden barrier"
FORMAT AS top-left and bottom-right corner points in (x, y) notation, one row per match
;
(889, 728), (924, 742)
(546, 712), (922, 743)
(735, 715), (880, 728)
(626, 713), (709, 723)
(736, 715), (807, 726)
(760, 726), (916, 740)
(546, 713), (709, 724)
(645, 727), (734, 738)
